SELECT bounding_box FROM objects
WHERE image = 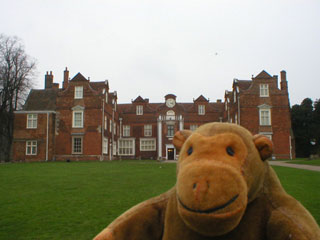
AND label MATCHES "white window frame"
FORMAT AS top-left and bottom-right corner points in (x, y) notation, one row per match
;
(260, 84), (269, 97)
(26, 141), (37, 155)
(72, 136), (83, 154)
(190, 125), (198, 131)
(118, 138), (135, 156)
(104, 116), (107, 131)
(259, 132), (273, 140)
(123, 125), (130, 137)
(259, 109), (271, 126)
(103, 138), (108, 154)
(198, 105), (205, 115)
(27, 114), (38, 129)
(72, 110), (84, 128)
(140, 138), (156, 151)
(74, 86), (83, 99)
(136, 105), (143, 115)
(144, 125), (152, 137)
(167, 125), (174, 137)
